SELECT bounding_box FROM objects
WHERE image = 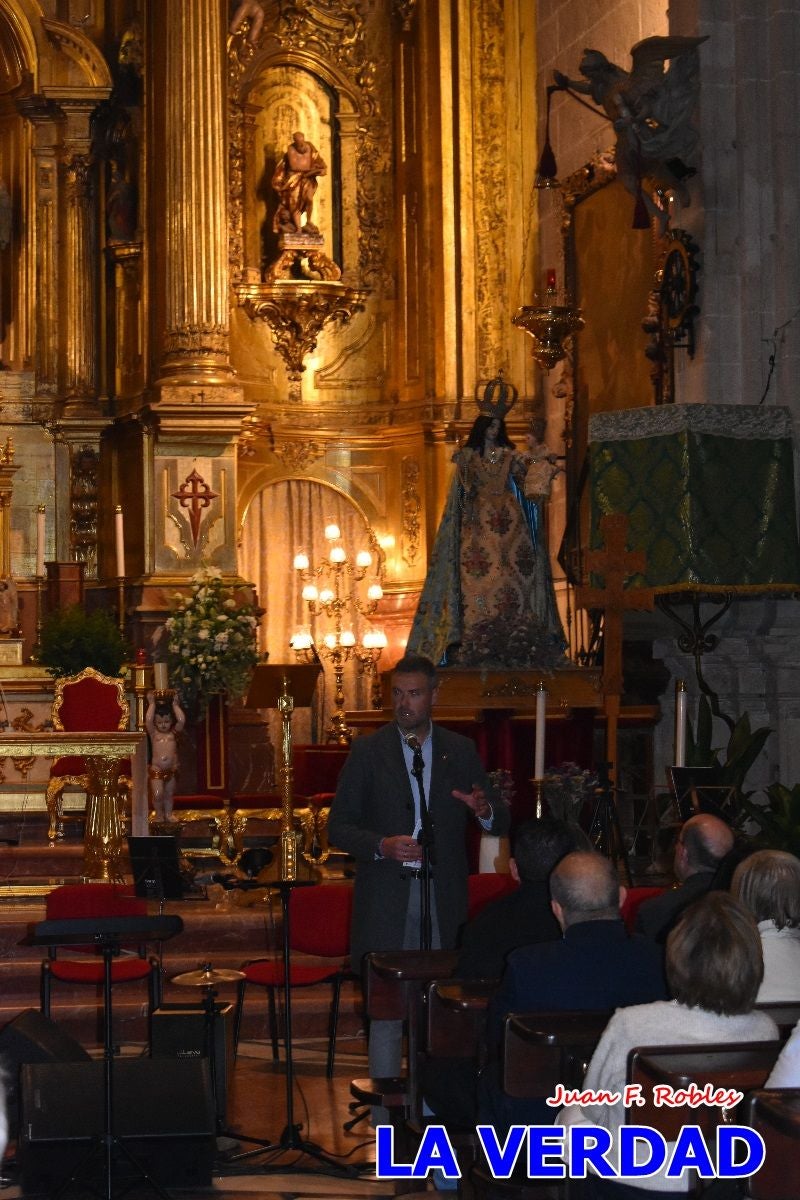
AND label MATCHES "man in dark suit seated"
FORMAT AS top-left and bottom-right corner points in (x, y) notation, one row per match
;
(421, 818), (589, 1127)
(456, 816), (589, 979)
(635, 812), (734, 943)
(480, 850), (668, 1133)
